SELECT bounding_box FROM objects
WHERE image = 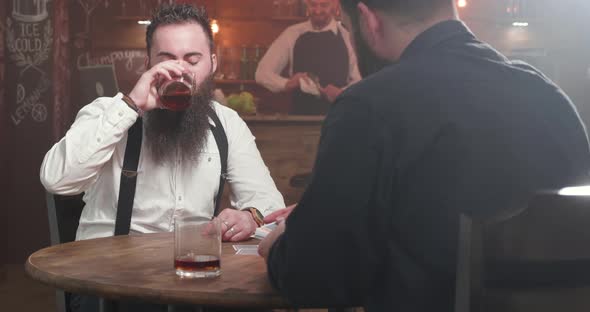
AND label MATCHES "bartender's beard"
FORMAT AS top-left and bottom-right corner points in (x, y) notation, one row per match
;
(144, 75), (214, 165)
(350, 21), (393, 77)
